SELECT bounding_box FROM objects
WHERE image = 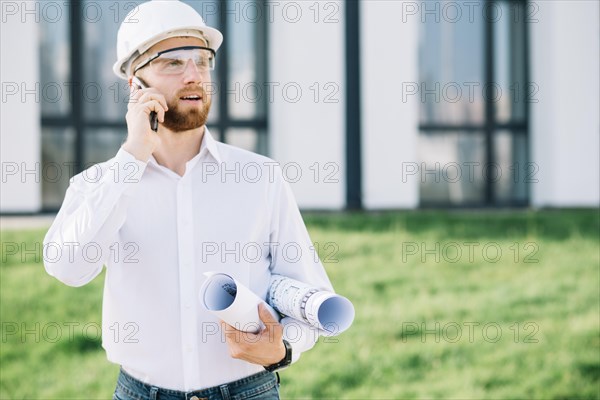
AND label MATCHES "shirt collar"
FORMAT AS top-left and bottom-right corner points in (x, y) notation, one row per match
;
(148, 126), (222, 168)
(202, 127), (222, 163)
